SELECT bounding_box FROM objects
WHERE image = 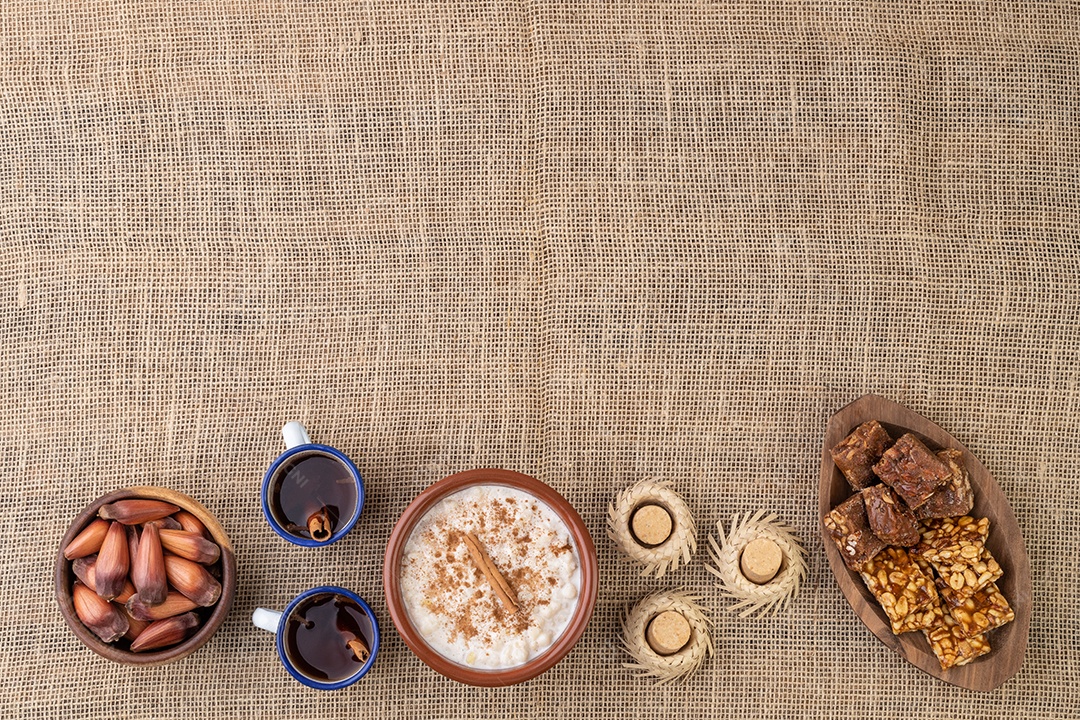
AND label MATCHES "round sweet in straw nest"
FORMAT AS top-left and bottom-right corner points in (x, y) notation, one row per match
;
(621, 590), (713, 684)
(706, 509), (807, 617)
(607, 478), (697, 578)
